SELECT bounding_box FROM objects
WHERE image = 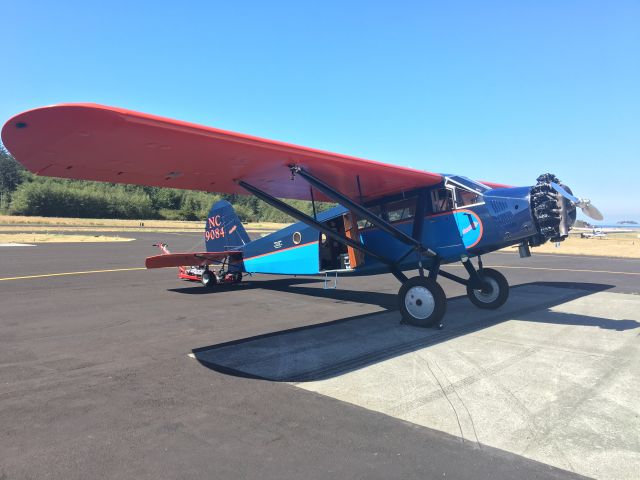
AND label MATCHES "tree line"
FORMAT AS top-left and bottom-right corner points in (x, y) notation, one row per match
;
(0, 146), (332, 222)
